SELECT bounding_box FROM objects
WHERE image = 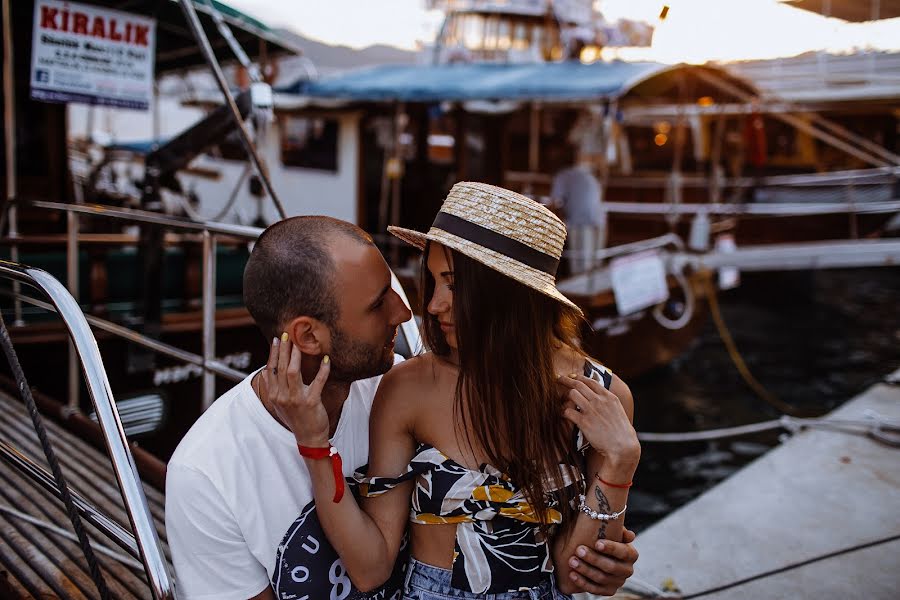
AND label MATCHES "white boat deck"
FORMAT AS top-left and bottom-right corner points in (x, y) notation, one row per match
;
(616, 370), (900, 599)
